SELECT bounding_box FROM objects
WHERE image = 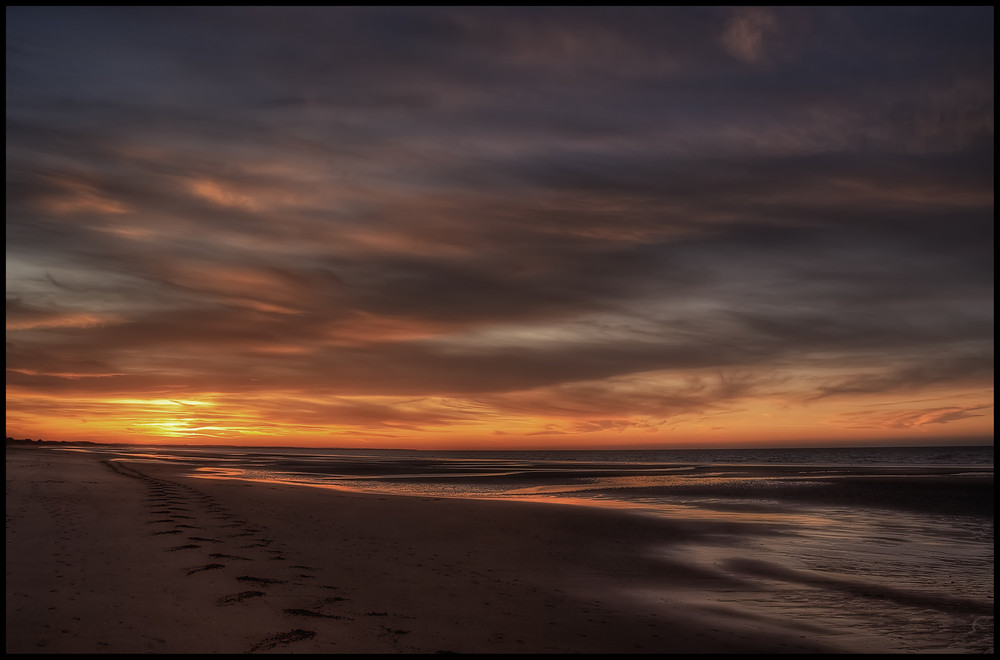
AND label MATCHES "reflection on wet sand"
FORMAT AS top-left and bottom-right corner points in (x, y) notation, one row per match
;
(55, 444), (993, 653)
